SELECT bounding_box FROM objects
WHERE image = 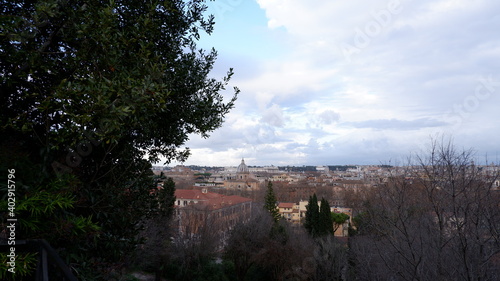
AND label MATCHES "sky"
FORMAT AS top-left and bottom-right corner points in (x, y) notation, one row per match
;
(166, 0), (500, 167)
